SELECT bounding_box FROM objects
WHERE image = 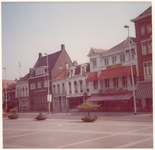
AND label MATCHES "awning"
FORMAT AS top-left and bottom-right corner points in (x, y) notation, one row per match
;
(86, 92), (133, 102)
(136, 82), (152, 98)
(86, 72), (98, 82)
(99, 65), (136, 79)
